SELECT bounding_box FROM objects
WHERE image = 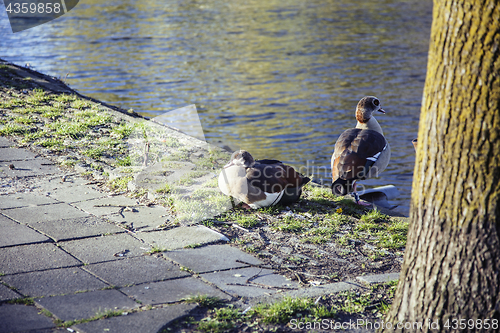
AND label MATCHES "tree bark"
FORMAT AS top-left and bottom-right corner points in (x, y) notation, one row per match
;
(383, 0), (500, 332)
